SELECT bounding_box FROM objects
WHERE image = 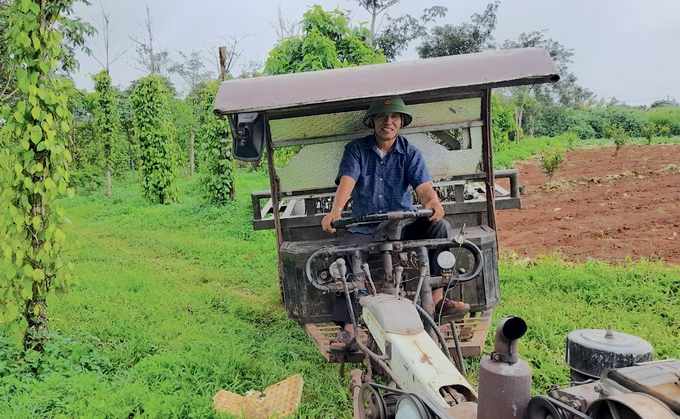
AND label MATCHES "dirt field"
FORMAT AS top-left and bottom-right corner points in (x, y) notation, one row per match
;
(495, 143), (680, 265)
